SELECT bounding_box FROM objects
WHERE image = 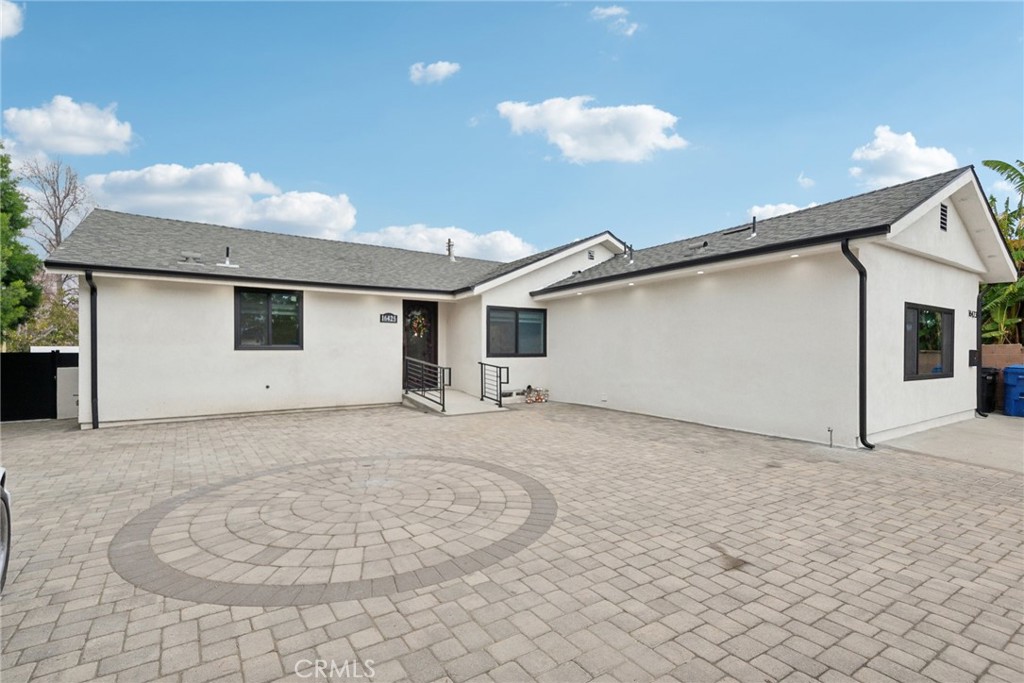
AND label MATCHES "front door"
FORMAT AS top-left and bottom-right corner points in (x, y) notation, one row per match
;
(403, 300), (438, 388)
